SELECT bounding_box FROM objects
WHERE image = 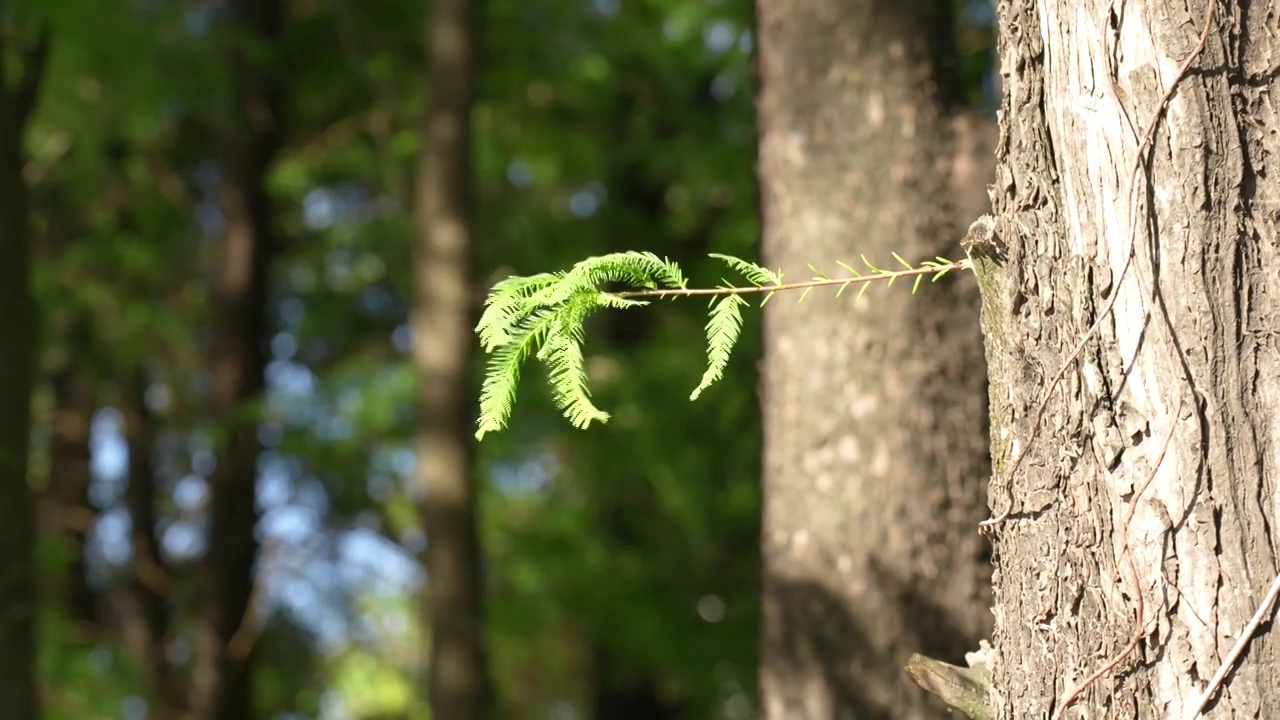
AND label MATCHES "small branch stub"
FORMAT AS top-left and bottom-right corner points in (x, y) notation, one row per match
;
(960, 215), (1006, 264)
(905, 642), (995, 720)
